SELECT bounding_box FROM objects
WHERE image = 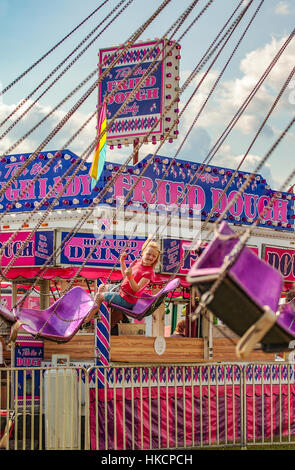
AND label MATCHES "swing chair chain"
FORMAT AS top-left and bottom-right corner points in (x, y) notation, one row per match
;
(192, 290), (214, 320)
(221, 230), (251, 271)
(3, 1), (233, 298)
(191, 231), (250, 320)
(35, 299), (100, 340)
(4, 2), (260, 308)
(195, 168), (291, 323)
(0, 0), (164, 195)
(0, 0), (173, 239)
(137, 2), (263, 277)
(3, 0), (220, 292)
(13, 33), (185, 297)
